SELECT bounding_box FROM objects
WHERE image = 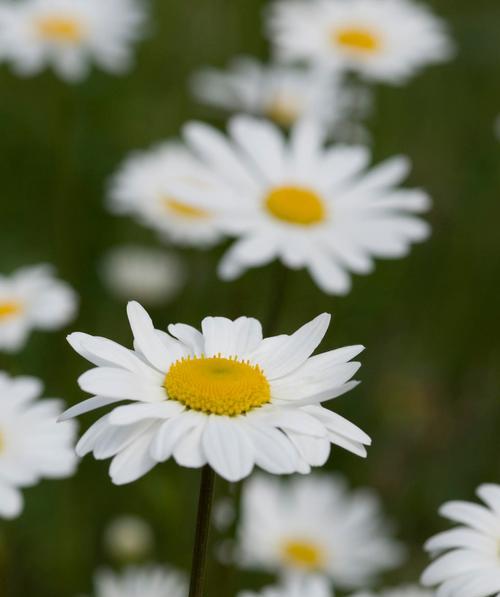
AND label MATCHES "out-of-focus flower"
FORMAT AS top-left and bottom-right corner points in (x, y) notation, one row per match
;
(93, 566), (186, 597)
(352, 586), (432, 597)
(108, 143), (223, 248)
(191, 56), (348, 133)
(421, 484), (500, 597)
(0, 372), (77, 519)
(213, 496), (236, 532)
(237, 474), (404, 588)
(61, 301), (370, 483)
(100, 246), (186, 306)
(267, 0), (454, 84)
(0, 0), (147, 82)
(104, 515), (154, 561)
(0, 264), (77, 352)
(240, 575), (332, 597)
(167, 116), (430, 295)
